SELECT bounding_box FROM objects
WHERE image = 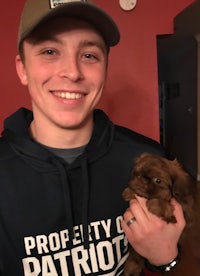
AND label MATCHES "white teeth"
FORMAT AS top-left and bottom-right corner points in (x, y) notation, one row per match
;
(54, 91), (83, 99)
